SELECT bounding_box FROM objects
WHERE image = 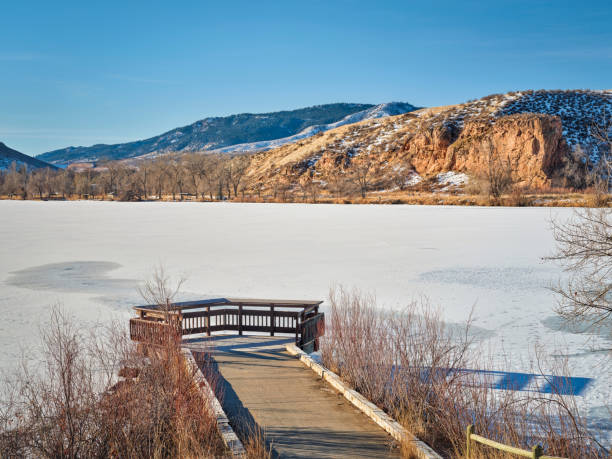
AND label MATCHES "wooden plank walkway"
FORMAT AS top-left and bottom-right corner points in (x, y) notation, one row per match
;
(184, 335), (401, 459)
